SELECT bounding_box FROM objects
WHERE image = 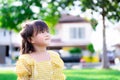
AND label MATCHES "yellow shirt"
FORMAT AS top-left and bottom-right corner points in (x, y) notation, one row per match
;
(16, 50), (66, 80)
